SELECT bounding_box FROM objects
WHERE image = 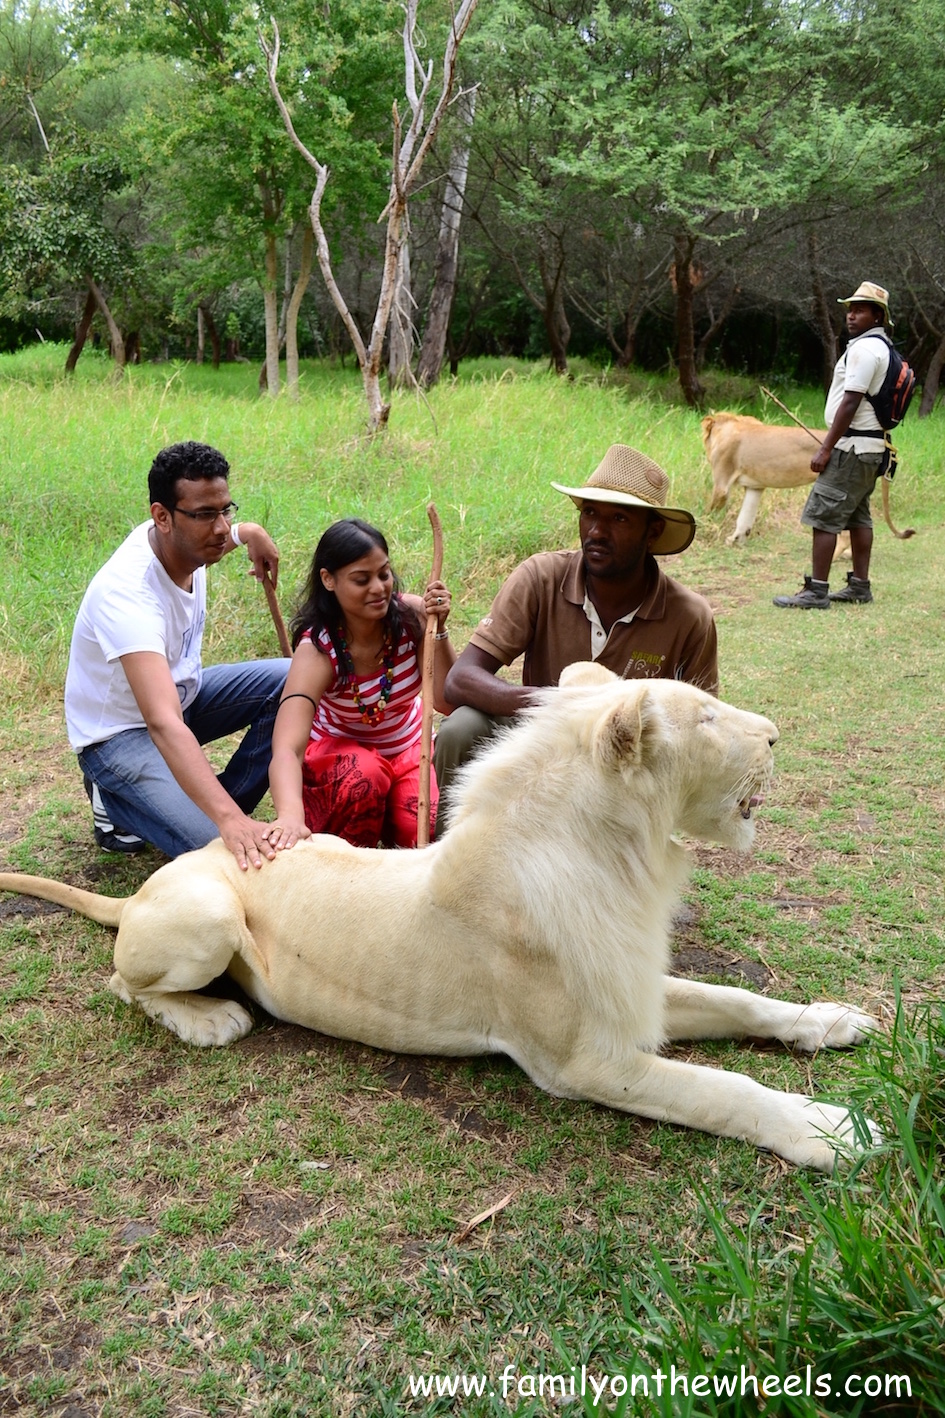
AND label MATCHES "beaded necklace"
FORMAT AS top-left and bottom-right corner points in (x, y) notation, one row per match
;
(337, 625), (396, 727)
